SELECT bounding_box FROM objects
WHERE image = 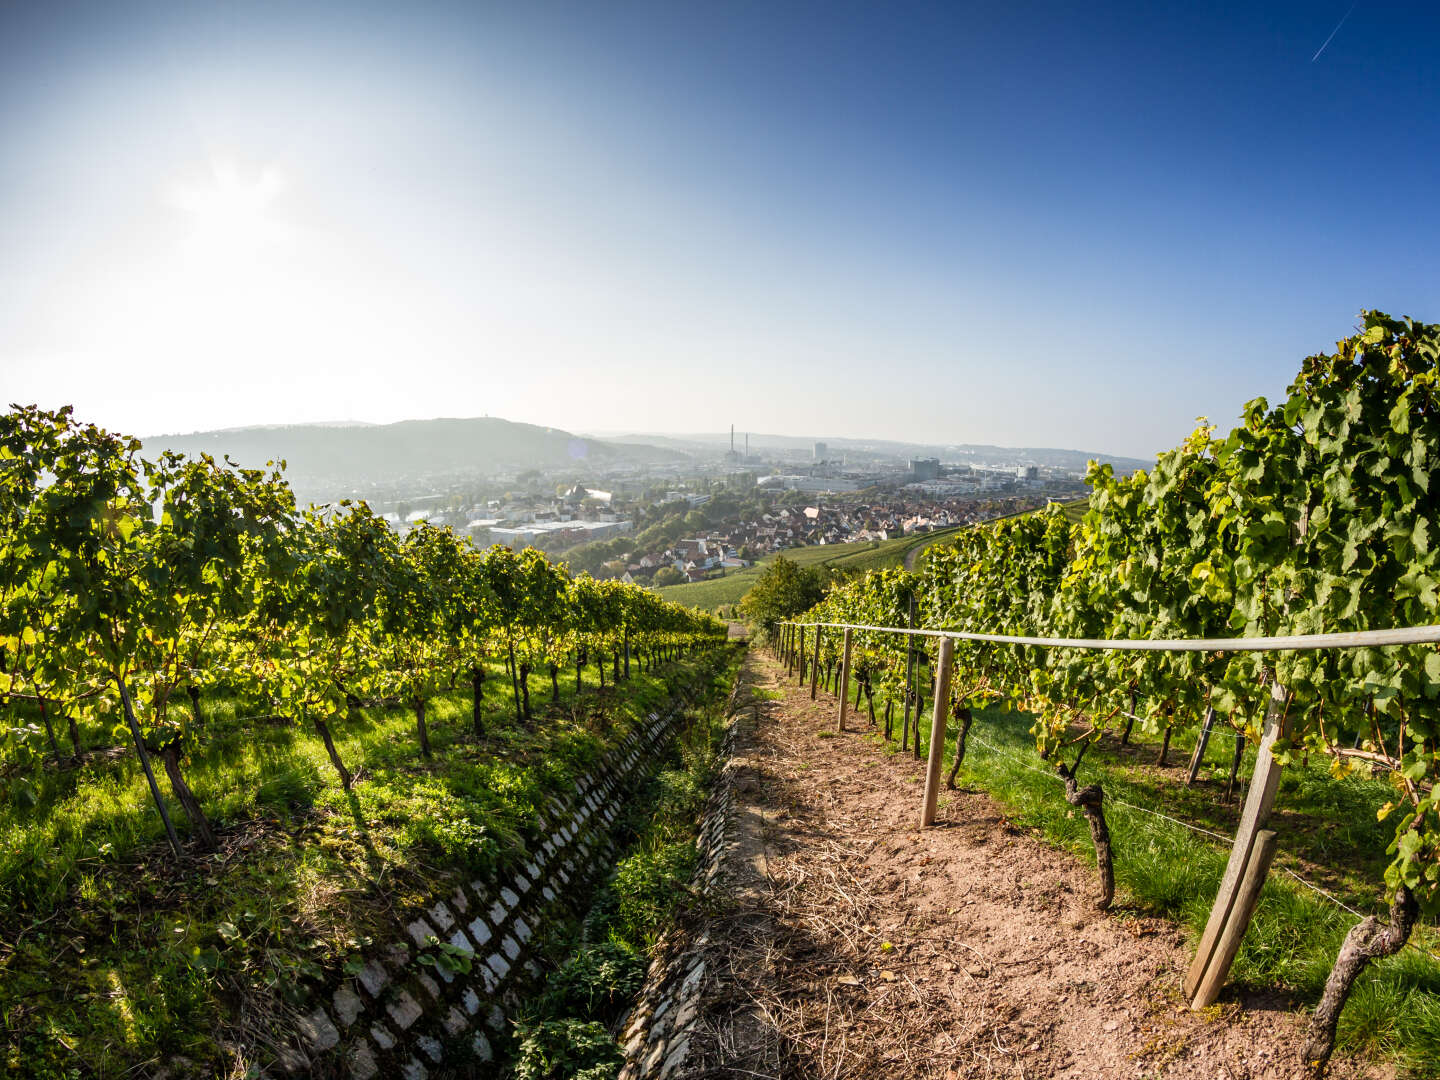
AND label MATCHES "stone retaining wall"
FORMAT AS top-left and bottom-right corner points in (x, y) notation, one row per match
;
(617, 705), (753, 1079)
(285, 705), (685, 1079)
